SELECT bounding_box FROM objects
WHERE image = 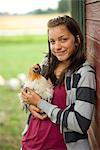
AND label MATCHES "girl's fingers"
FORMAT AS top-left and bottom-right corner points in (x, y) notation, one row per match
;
(29, 105), (40, 113)
(30, 110), (47, 120)
(21, 87), (41, 106)
(24, 87), (32, 94)
(21, 88), (32, 102)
